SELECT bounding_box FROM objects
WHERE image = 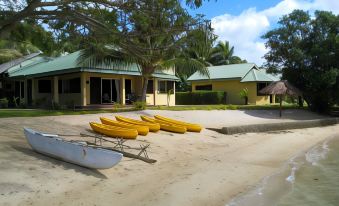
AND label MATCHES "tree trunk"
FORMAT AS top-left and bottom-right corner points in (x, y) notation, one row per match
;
(140, 76), (149, 102)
